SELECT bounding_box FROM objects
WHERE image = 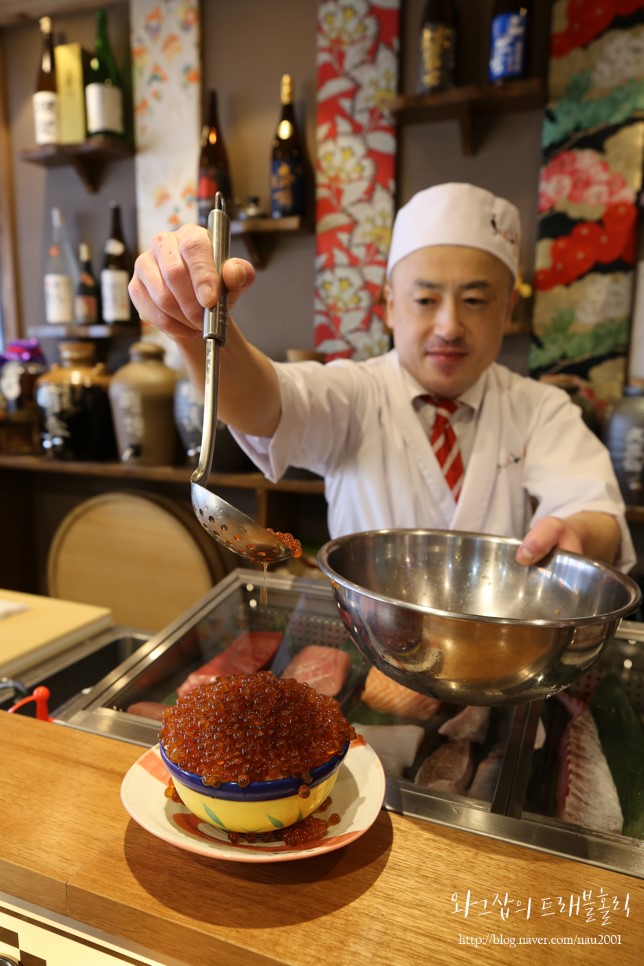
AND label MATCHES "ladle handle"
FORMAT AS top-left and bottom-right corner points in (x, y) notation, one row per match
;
(204, 192), (230, 345)
(191, 194), (230, 488)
